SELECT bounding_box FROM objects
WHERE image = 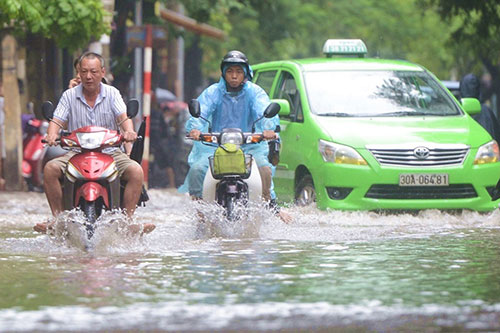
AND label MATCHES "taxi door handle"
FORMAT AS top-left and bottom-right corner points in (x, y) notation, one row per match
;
(296, 134), (300, 140)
